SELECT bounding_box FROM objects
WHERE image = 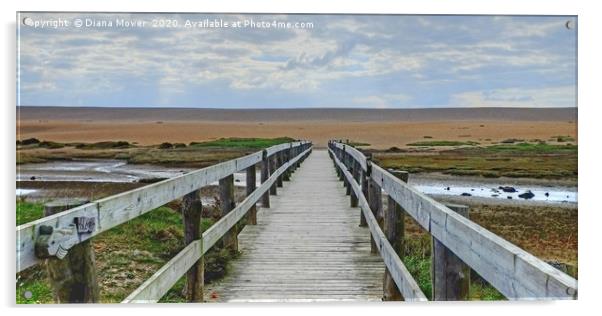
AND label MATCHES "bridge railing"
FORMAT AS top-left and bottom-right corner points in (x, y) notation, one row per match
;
(328, 140), (577, 301)
(16, 141), (312, 303)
